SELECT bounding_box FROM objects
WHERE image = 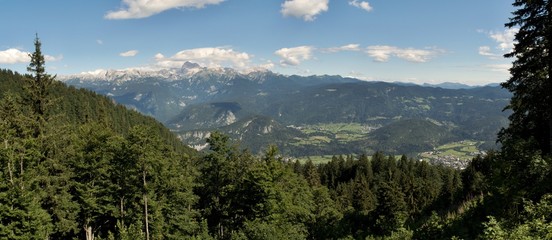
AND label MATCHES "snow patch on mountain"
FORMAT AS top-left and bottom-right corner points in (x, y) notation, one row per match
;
(59, 61), (273, 84)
